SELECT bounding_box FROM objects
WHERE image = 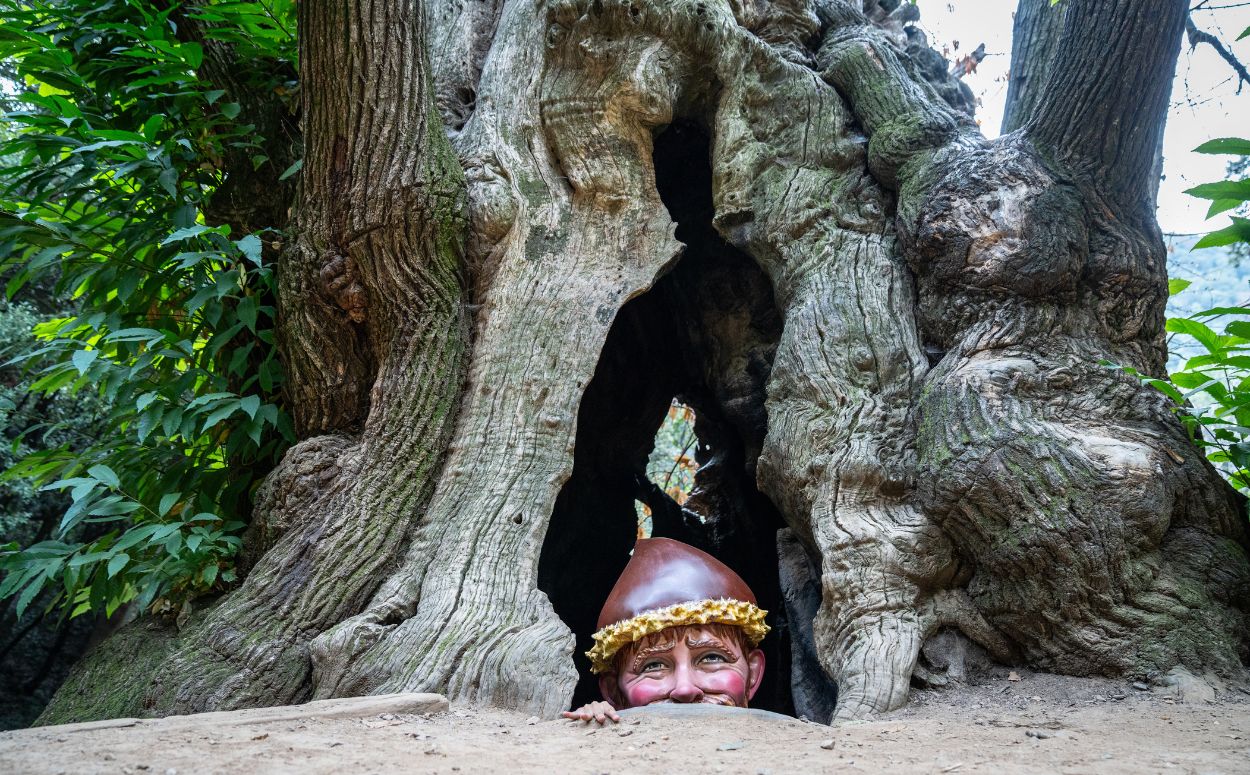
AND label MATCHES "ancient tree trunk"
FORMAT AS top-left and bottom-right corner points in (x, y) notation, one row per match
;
(42, 0), (1250, 725)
